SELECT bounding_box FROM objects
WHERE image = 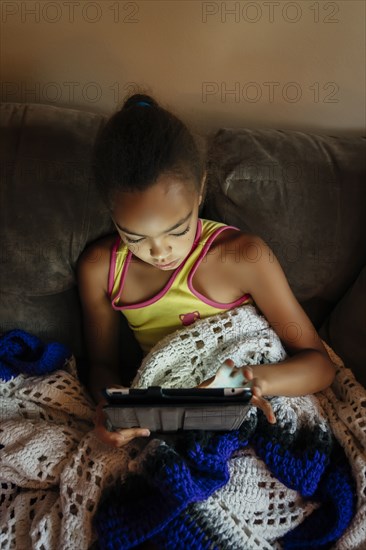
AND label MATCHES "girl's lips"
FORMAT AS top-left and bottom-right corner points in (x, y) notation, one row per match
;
(155, 259), (178, 269)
